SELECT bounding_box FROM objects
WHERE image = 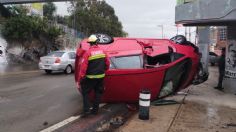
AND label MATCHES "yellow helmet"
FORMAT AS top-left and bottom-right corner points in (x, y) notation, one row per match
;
(87, 35), (98, 43)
